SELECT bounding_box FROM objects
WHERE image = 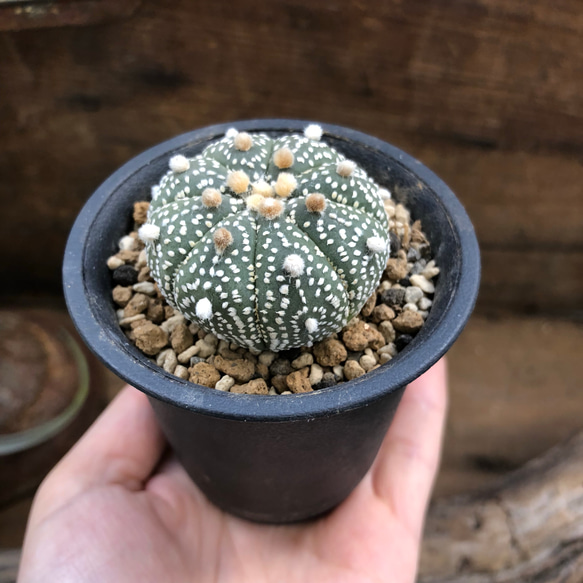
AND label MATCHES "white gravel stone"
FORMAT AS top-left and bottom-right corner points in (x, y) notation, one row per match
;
(403, 302), (419, 312)
(378, 343), (398, 357)
(292, 353), (314, 369)
(421, 260), (440, 279)
(419, 310), (429, 319)
(333, 365), (344, 380)
(116, 309), (125, 322)
(161, 349), (178, 374)
(119, 314), (145, 327)
(119, 235), (136, 251)
(174, 365), (189, 380)
(404, 286), (424, 305)
(409, 274), (435, 294)
(132, 281), (156, 296)
(156, 348), (173, 365)
(215, 375), (235, 391)
(360, 354), (377, 372)
(107, 256), (124, 270)
(177, 345), (200, 363)
(309, 363), (324, 386)
(268, 387), (278, 395)
(418, 297), (433, 310)
(379, 353), (393, 364)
